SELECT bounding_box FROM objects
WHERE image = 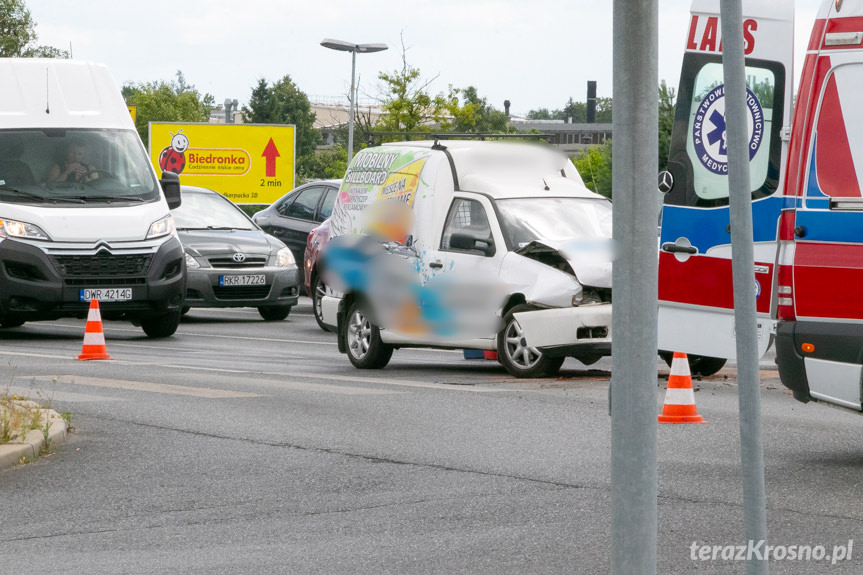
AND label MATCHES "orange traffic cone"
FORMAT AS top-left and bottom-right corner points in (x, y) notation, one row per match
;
(77, 299), (111, 361)
(658, 352), (704, 423)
